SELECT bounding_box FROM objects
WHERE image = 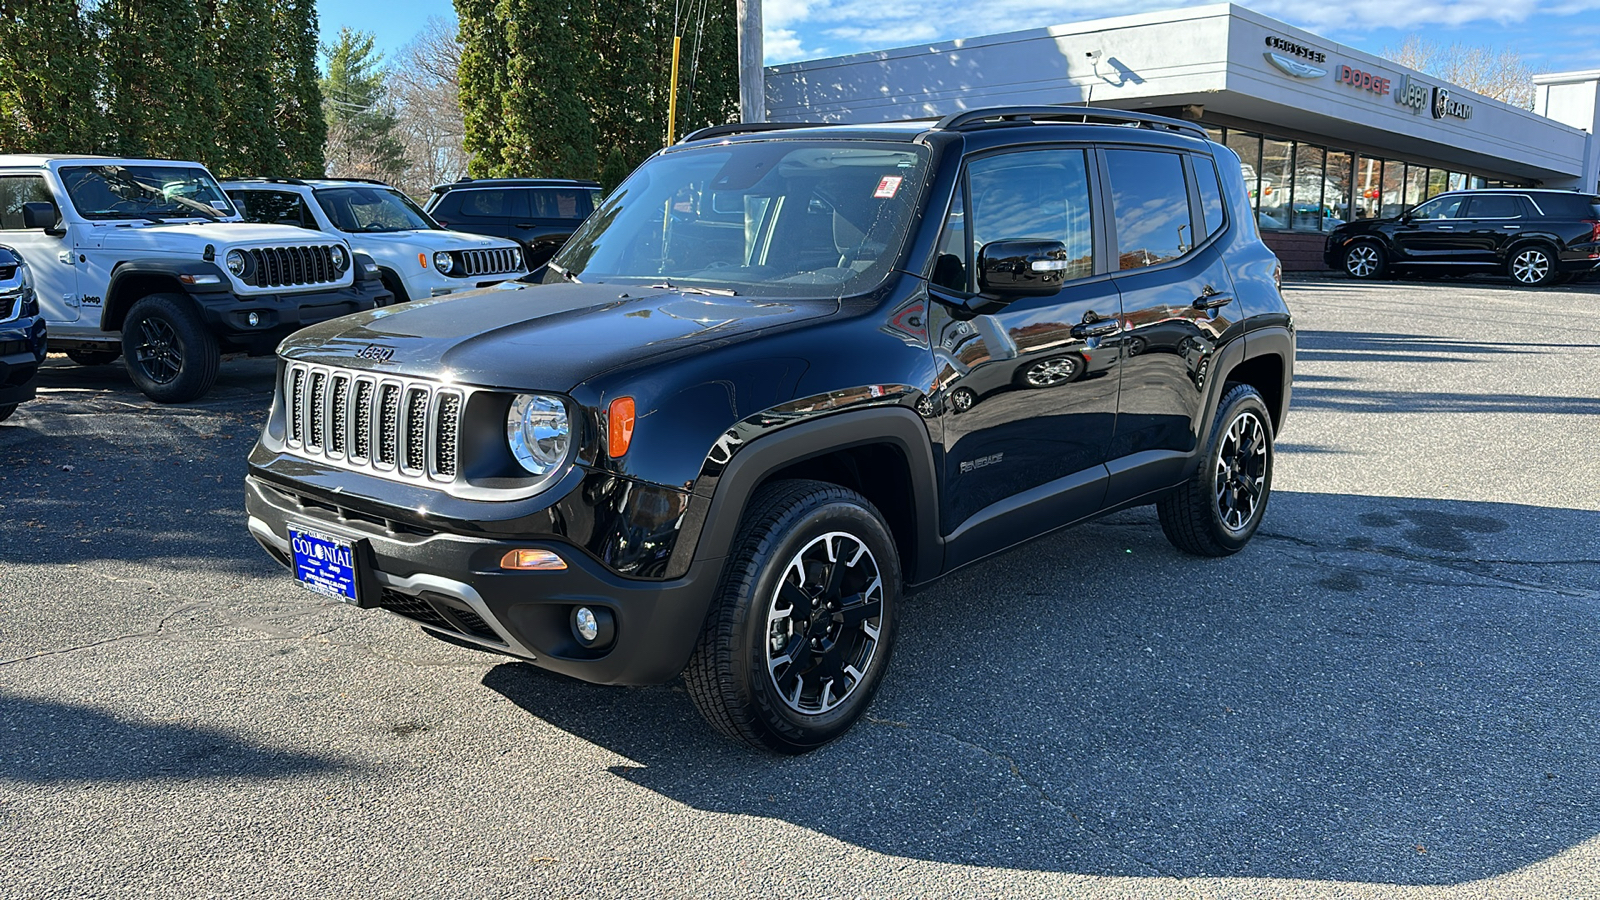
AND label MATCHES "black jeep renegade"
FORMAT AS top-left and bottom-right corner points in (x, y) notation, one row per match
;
(245, 108), (1295, 753)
